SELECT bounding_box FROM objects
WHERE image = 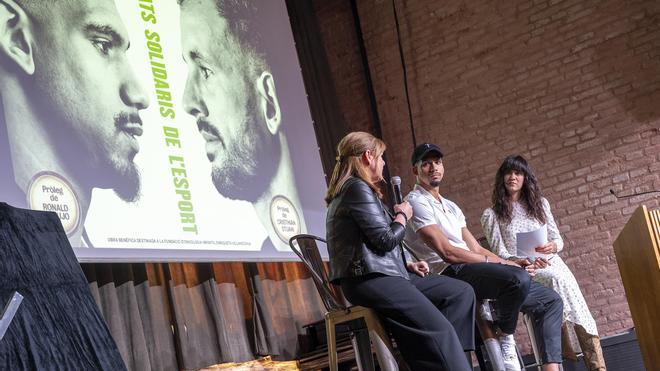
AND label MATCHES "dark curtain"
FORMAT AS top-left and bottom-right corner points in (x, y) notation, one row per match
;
(81, 262), (325, 370)
(286, 0), (350, 175)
